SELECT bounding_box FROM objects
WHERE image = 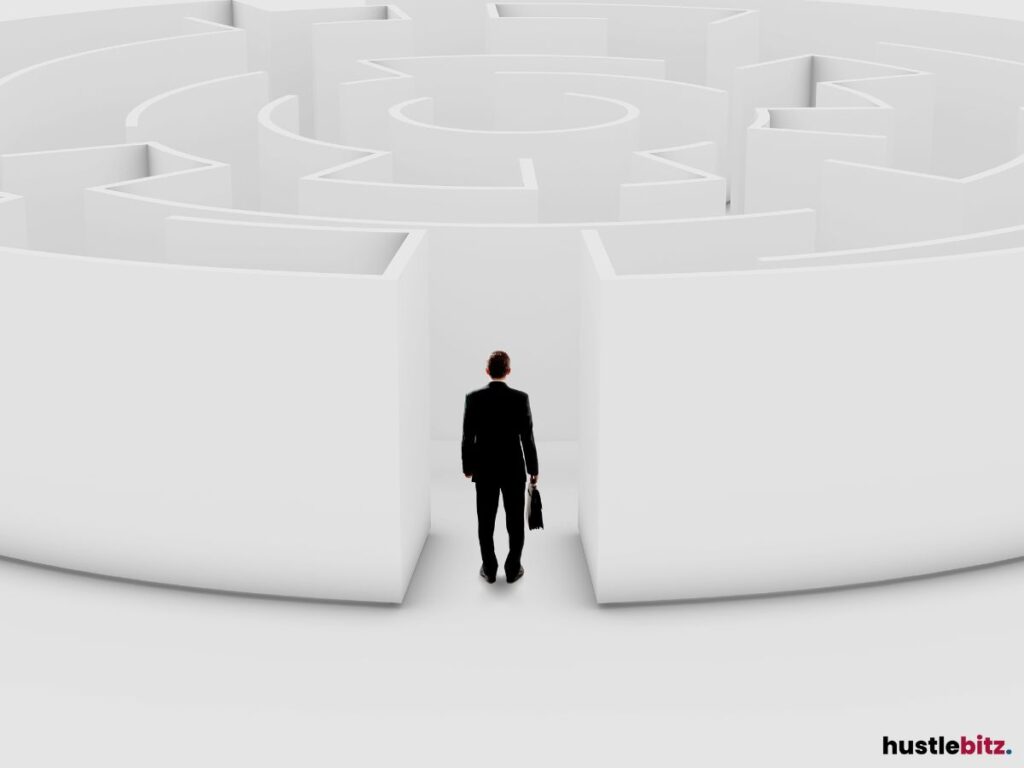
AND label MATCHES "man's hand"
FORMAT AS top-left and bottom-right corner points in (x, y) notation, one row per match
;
(530, 474), (538, 485)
